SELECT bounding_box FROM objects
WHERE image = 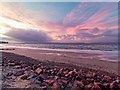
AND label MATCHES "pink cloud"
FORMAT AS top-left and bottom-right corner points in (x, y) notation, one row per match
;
(0, 2), (118, 43)
(63, 3), (118, 36)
